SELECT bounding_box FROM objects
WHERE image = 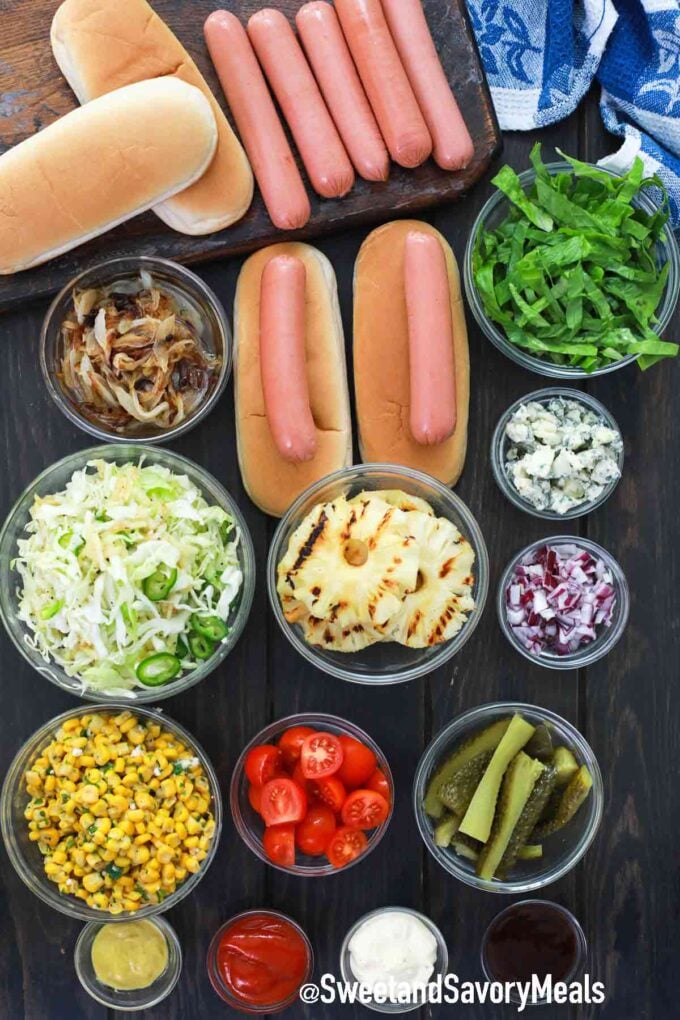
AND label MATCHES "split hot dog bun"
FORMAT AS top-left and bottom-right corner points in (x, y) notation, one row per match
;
(353, 221), (469, 486)
(0, 78), (217, 276)
(51, 0), (253, 235)
(235, 243), (352, 517)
